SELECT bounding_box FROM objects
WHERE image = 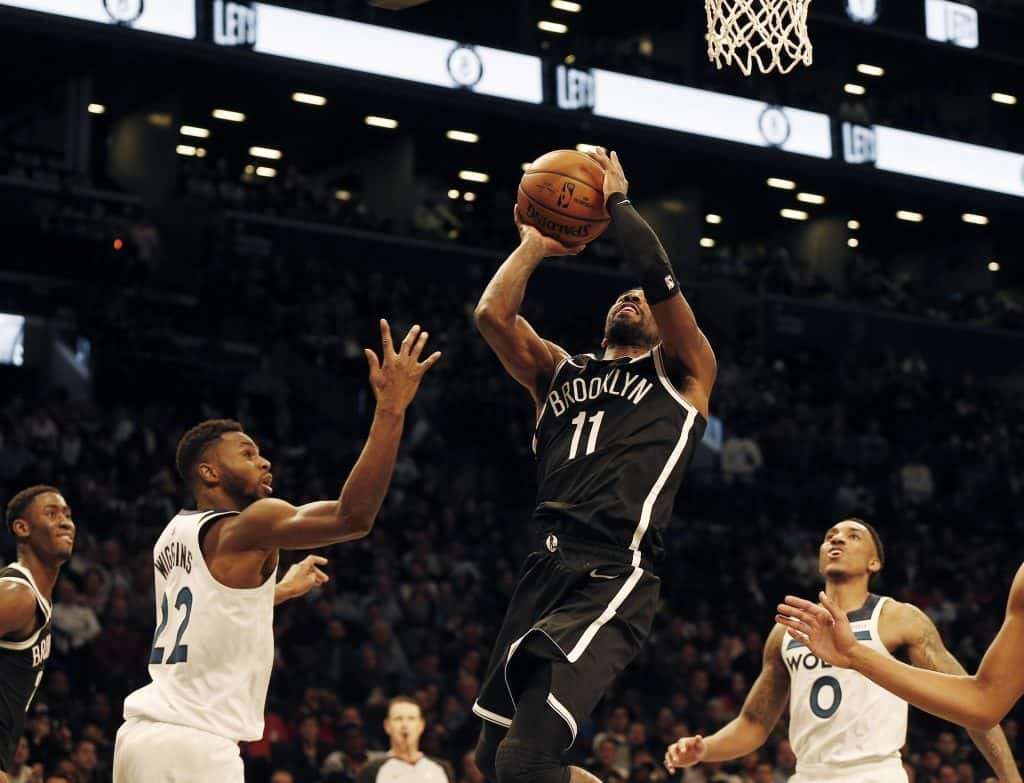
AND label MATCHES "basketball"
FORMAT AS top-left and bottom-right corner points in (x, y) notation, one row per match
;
(517, 150), (611, 247)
